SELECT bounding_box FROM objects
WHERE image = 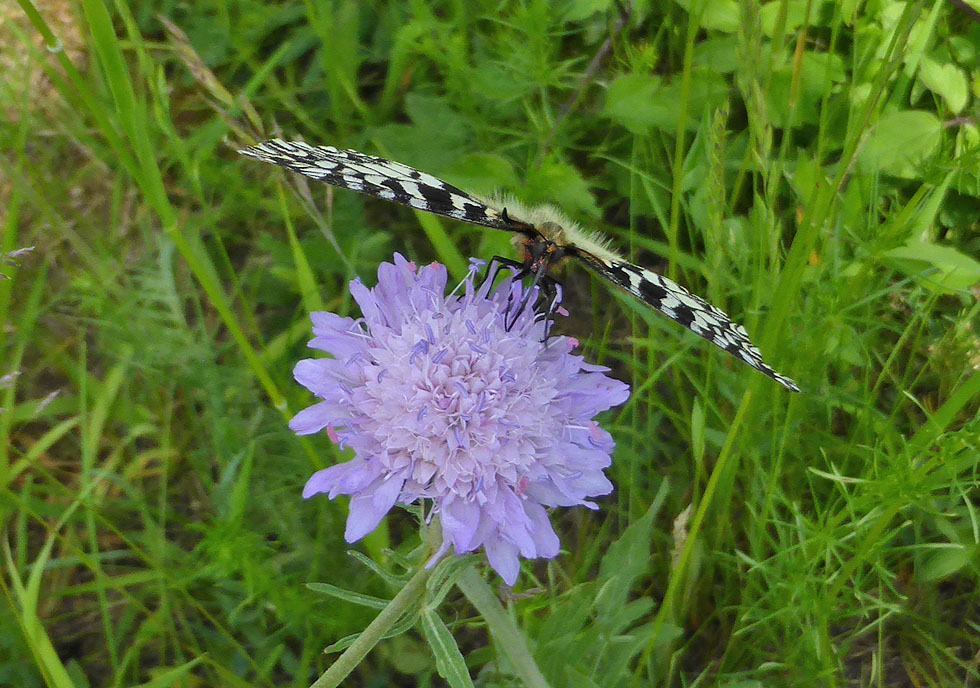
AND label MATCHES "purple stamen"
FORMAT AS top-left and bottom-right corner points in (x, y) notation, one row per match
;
(409, 340), (429, 365)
